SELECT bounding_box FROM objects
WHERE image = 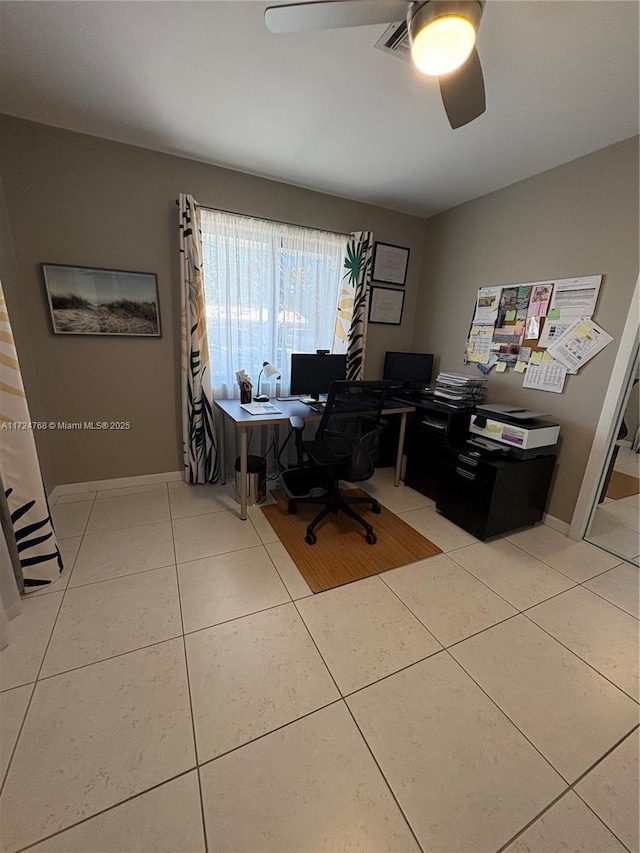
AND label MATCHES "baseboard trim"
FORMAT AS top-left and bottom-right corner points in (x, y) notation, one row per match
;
(543, 513), (571, 537)
(49, 470), (185, 502)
